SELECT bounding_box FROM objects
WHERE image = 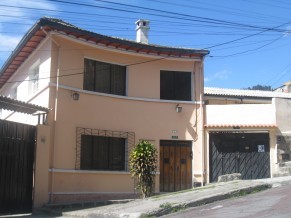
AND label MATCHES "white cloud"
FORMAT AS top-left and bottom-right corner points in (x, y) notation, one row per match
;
(213, 70), (232, 80)
(205, 69), (232, 84)
(0, 34), (22, 51)
(0, 0), (58, 67)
